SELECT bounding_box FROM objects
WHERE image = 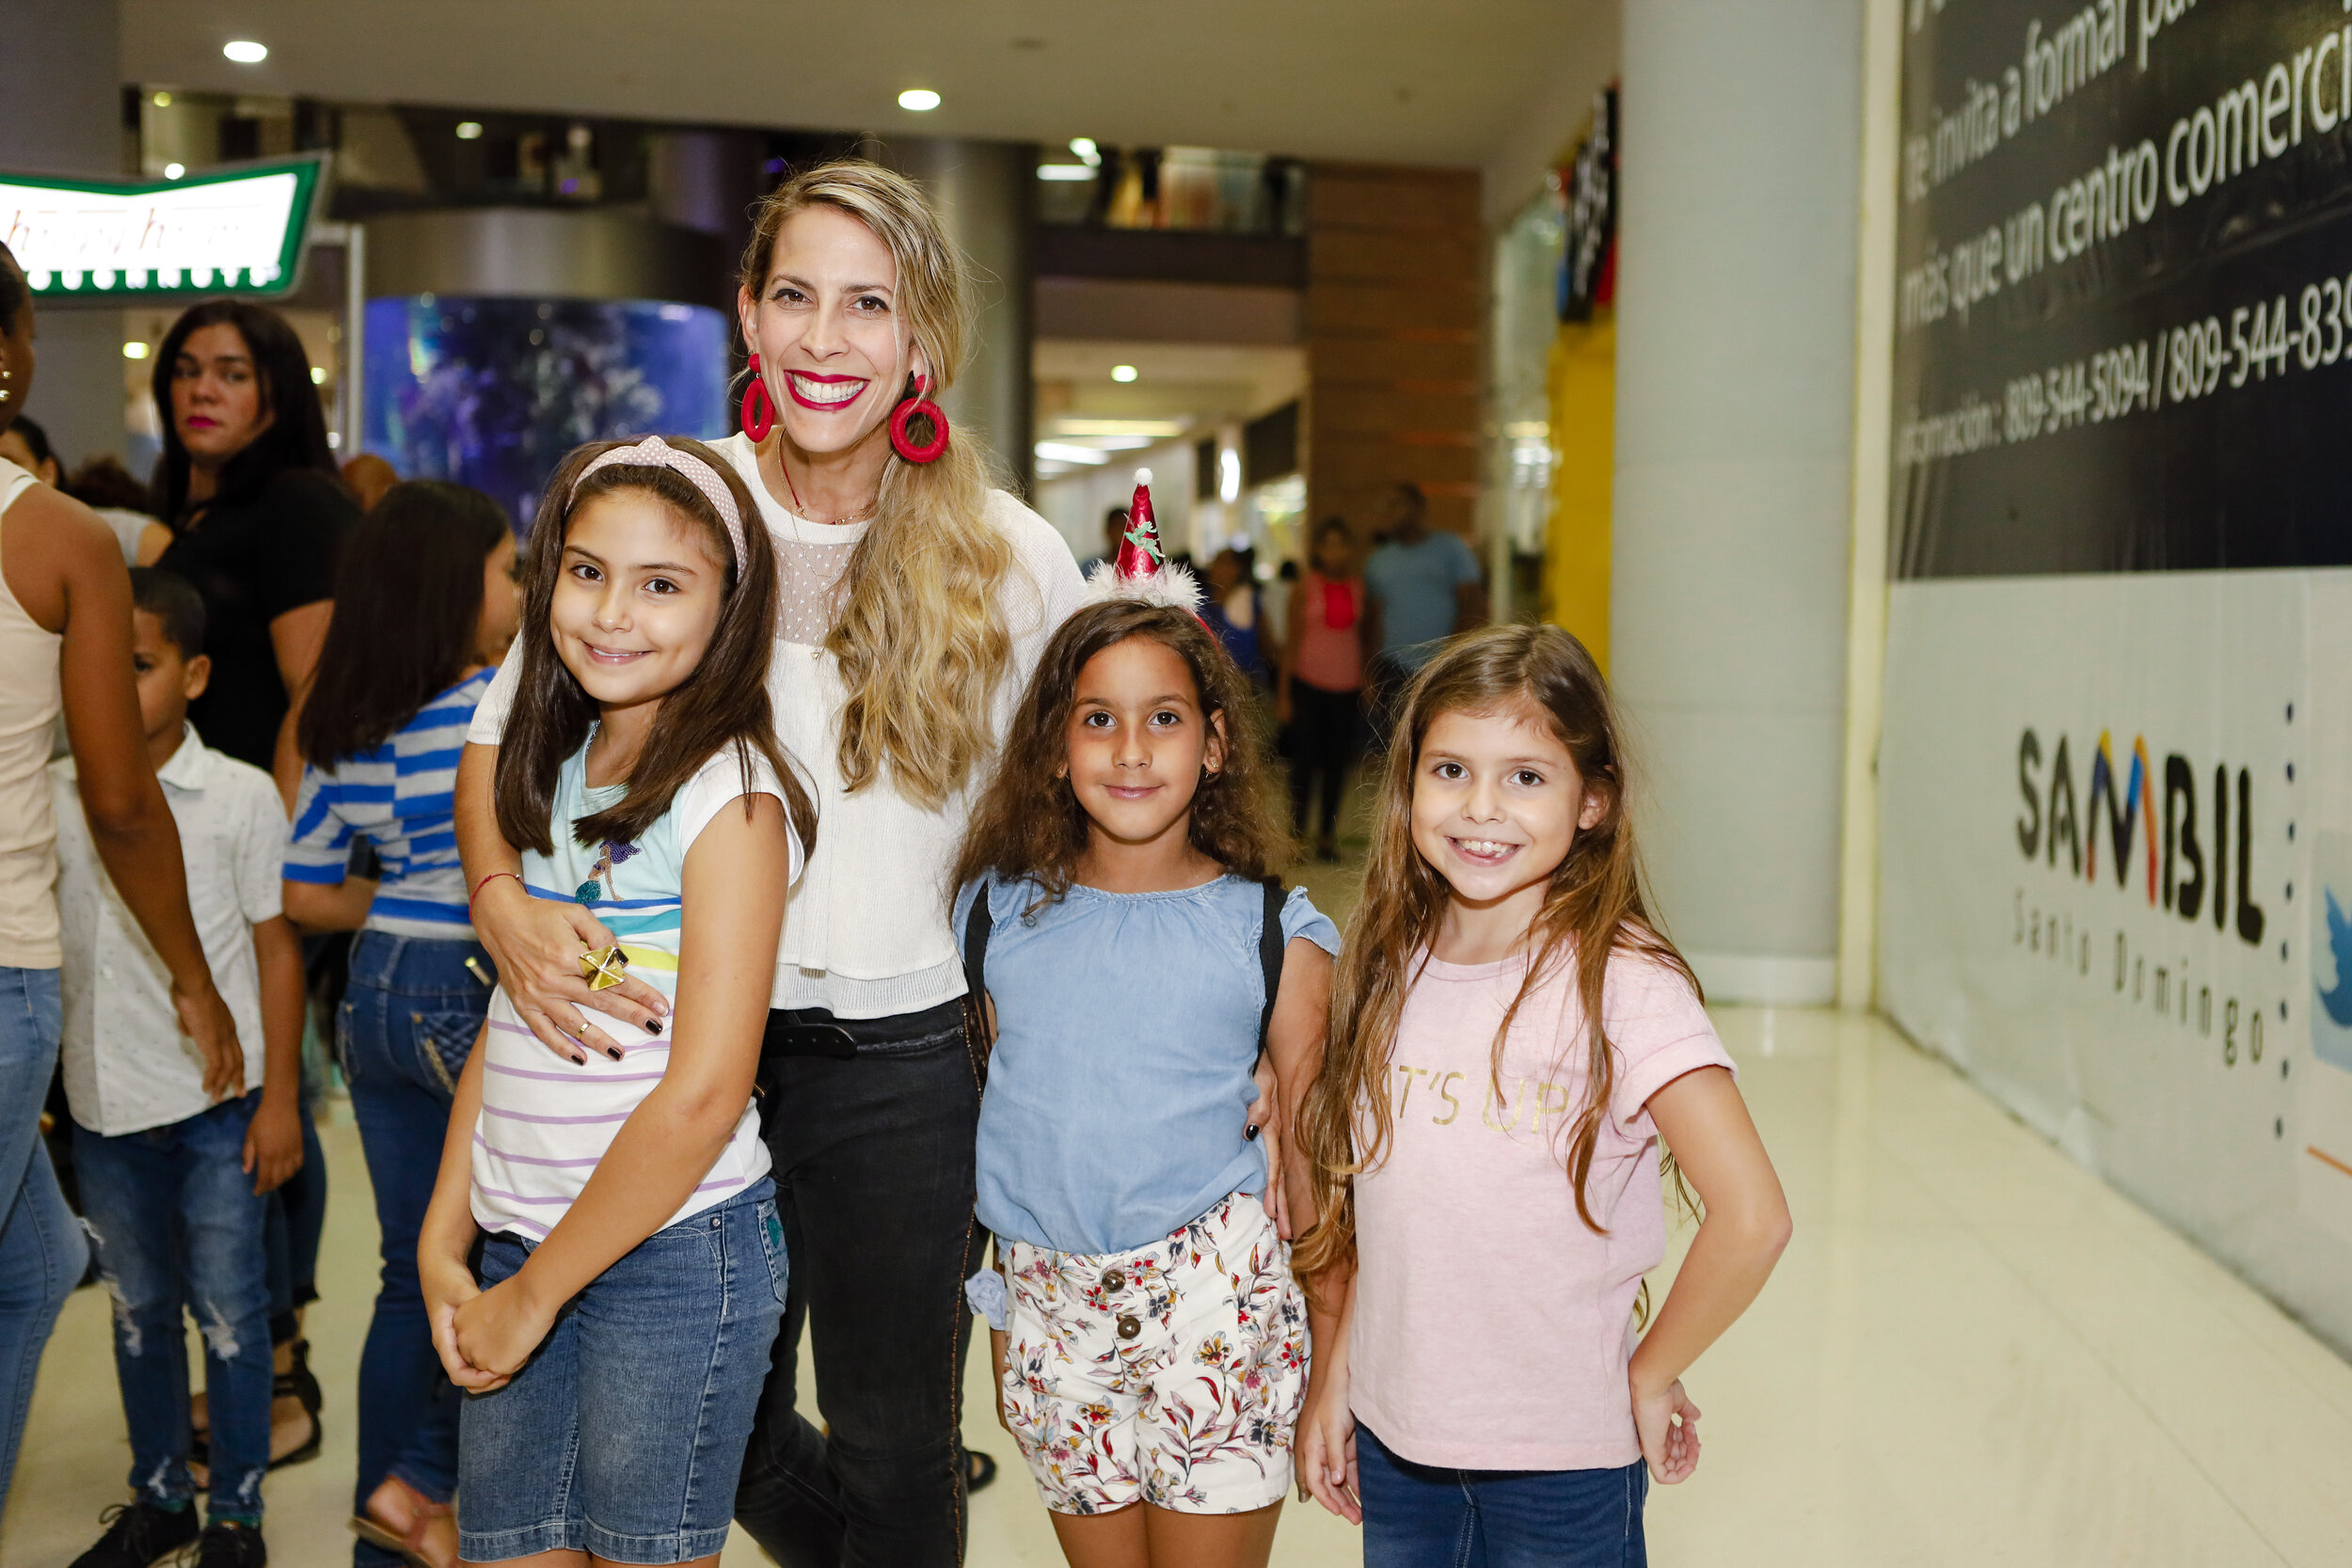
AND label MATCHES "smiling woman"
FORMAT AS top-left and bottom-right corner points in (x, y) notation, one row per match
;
(453, 160), (1089, 1568)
